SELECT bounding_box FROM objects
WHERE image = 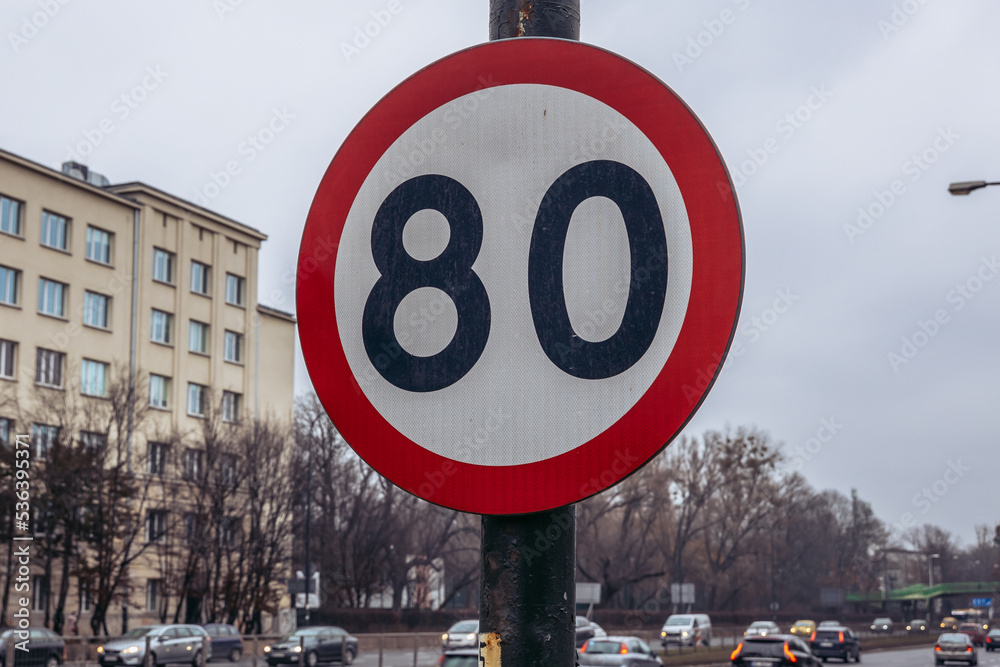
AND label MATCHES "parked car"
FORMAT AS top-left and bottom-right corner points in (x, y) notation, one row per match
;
(941, 617), (960, 632)
(0, 627), (65, 667)
(870, 617), (893, 634)
(98, 625), (212, 667)
(441, 620), (478, 650)
(810, 626), (861, 663)
(935, 632), (978, 665)
(959, 623), (987, 647)
(579, 636), (662, 666)
(789, 620), (817, 637)
(907, 619), (930, 634)
(659, 614), (711, 647)
(263, 627), (356, 666)
(985, 629), (1000, 651)
(436, 648), (478, 667)
(744, 621), (781, 637)
(202, 624), (243, 662)
(731, 635), (817, 666)
(575, 616), (607, 648)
